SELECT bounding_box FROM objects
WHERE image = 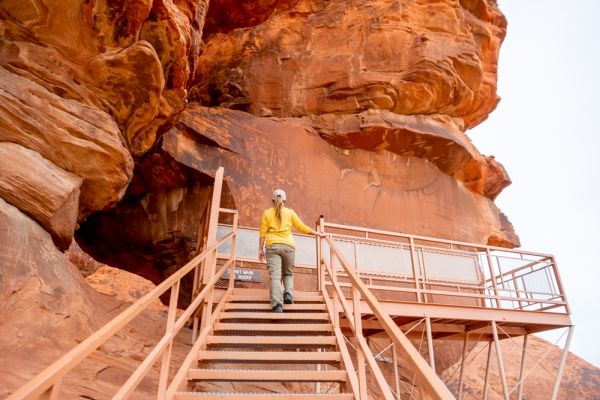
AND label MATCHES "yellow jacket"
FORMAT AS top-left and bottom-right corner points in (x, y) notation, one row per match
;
(259, 207), (312, 249)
